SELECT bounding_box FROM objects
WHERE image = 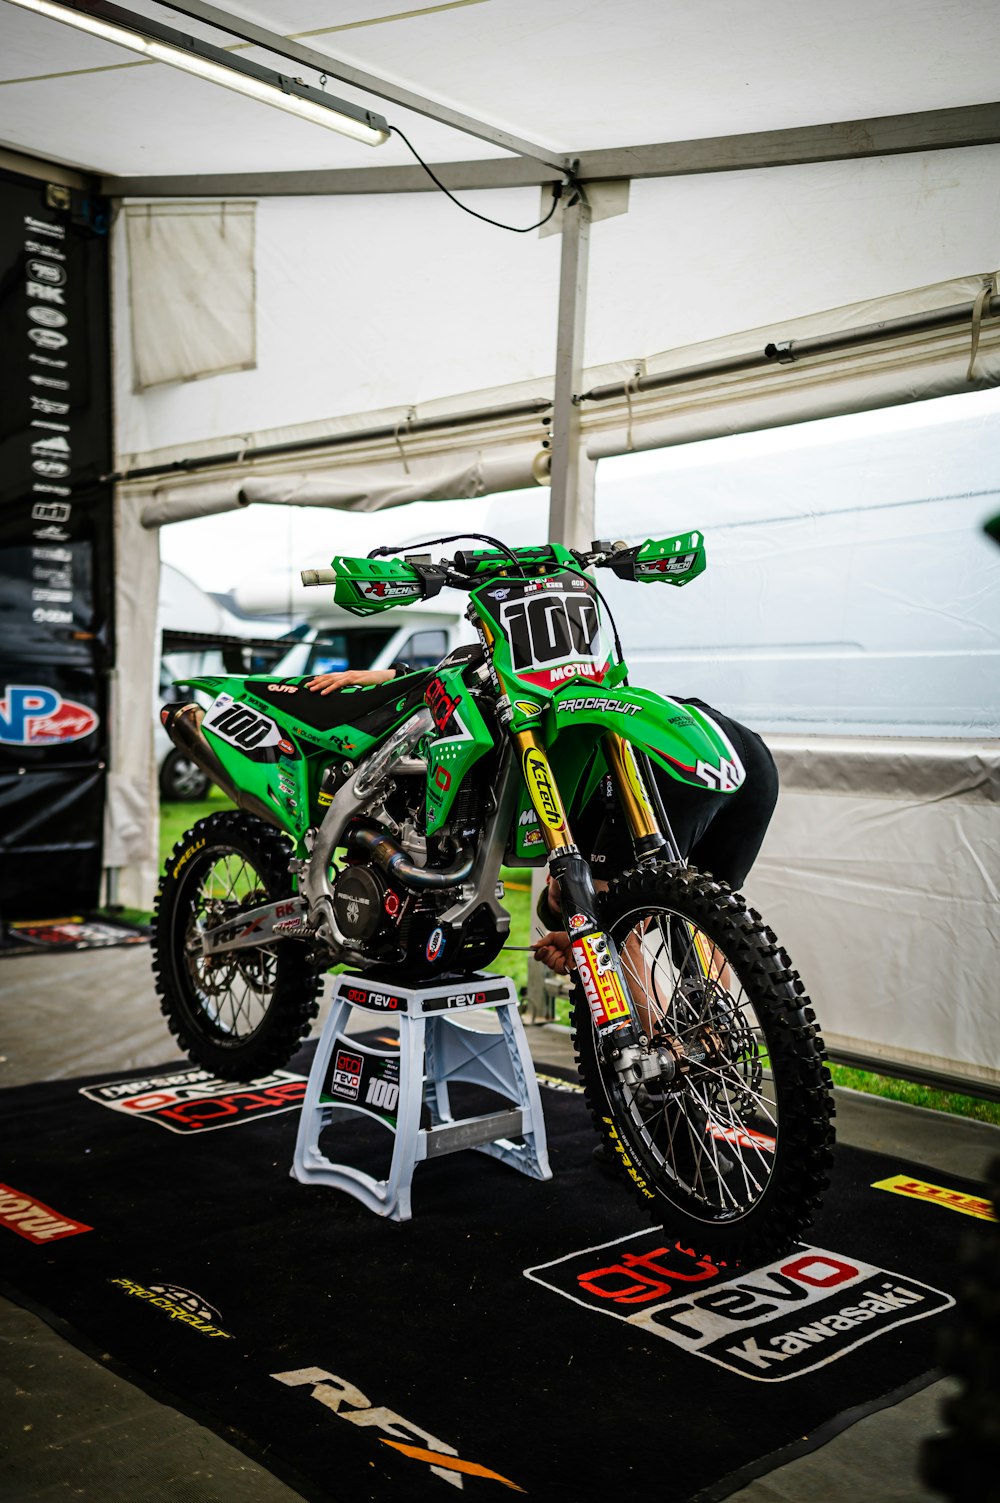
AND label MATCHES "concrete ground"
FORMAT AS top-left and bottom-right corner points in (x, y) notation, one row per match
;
(1, 942), (996, 1503)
